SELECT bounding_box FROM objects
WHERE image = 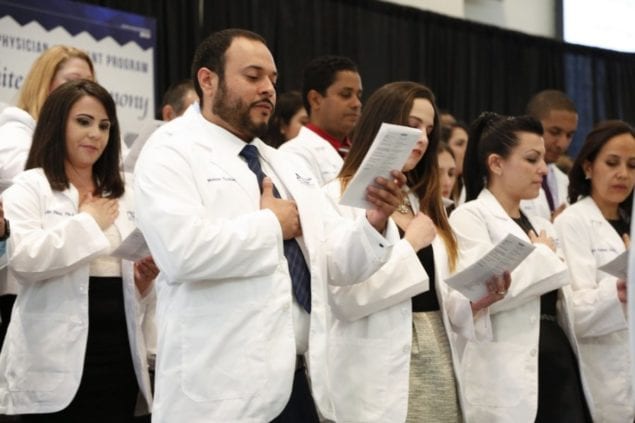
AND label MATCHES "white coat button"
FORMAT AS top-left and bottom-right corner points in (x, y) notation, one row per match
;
(530, 348), (537, 357)
(282, 304), (290, 312)
(530, 315), (537, 324)
(402, 346), (409, 354)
